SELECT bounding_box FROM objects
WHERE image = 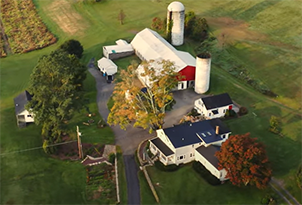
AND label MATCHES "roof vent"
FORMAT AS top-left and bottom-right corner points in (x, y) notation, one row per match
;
(182, 138), (184, 141)
(190, 123), (192, 126)
(16, 104), (18, 106)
